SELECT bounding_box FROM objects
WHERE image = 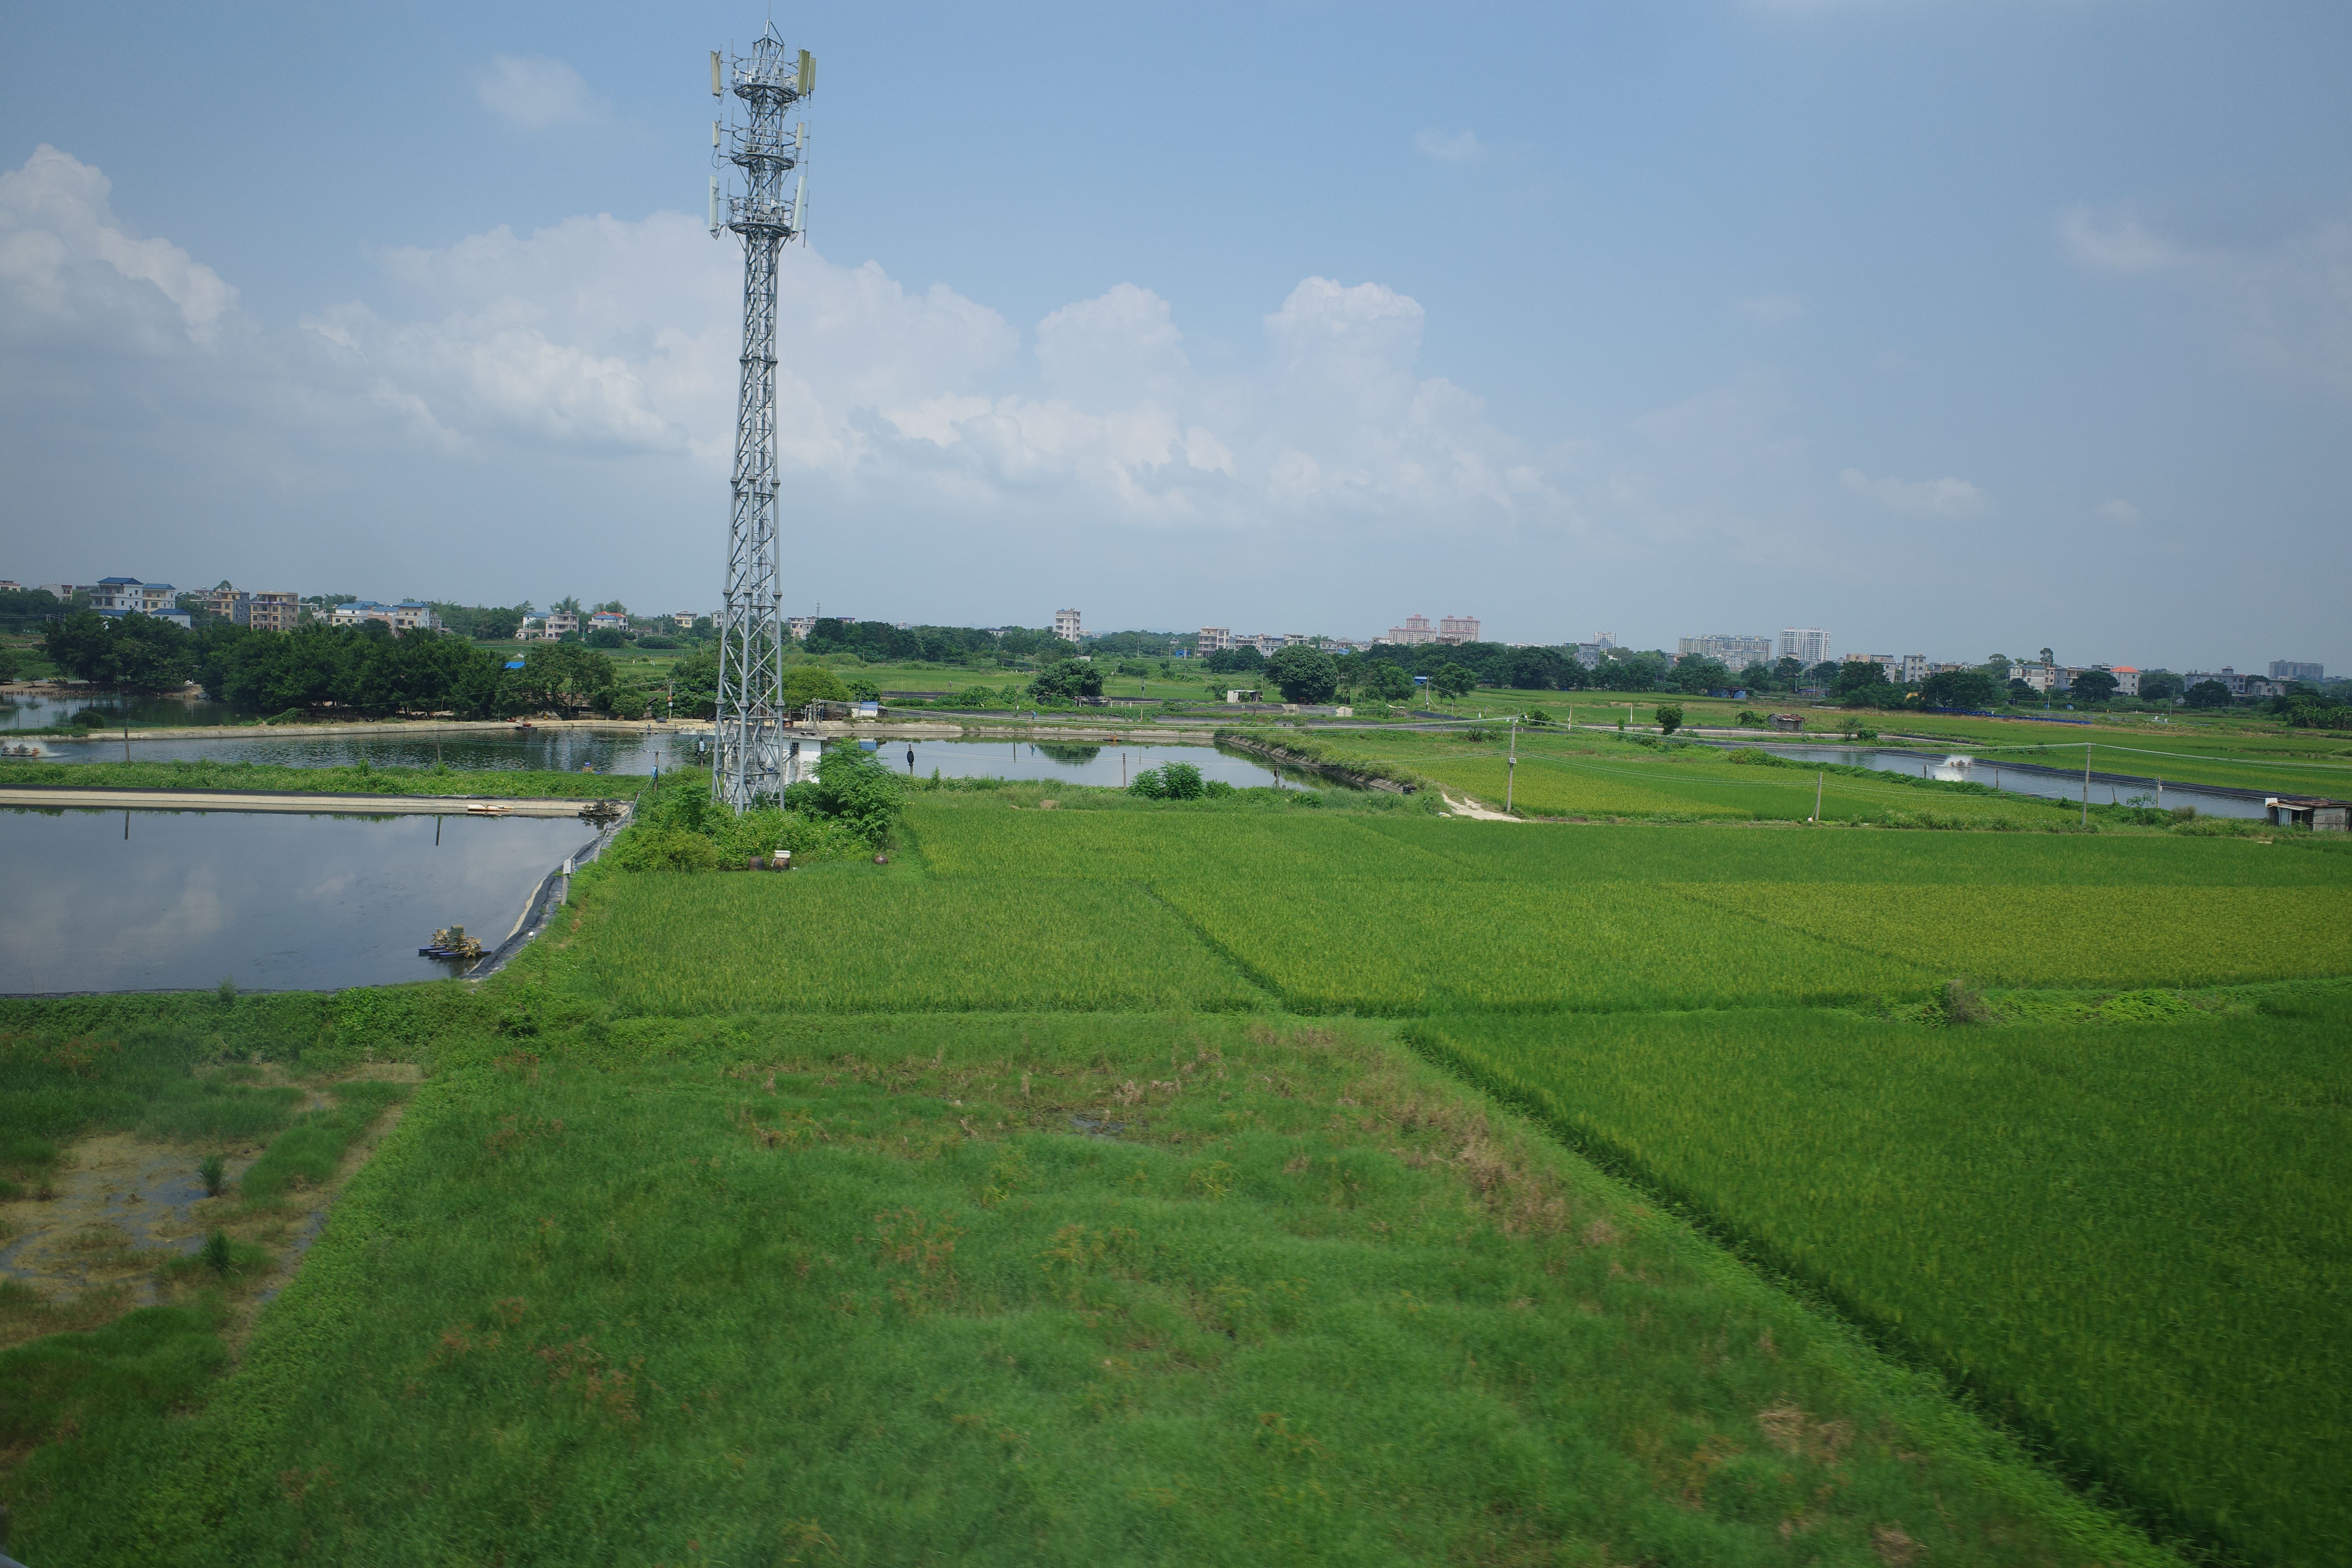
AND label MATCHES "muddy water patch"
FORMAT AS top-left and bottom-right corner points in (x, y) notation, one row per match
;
(0, 1069), (417, 1347)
